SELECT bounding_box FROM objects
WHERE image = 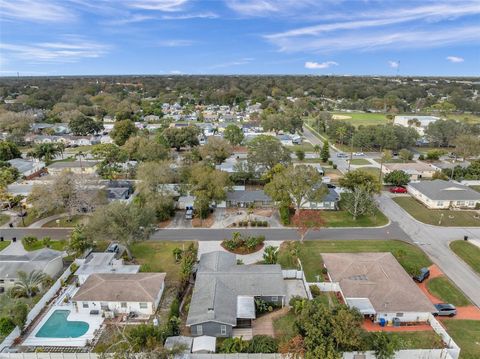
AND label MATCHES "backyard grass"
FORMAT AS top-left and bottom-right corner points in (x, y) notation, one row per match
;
(349, 158), (371, 165)
(0, 240), (10, 251)
(359, 167), (381, 177)
(22, 238), (67, 252)
(42, 215), (89, 228)
(288, 143), (315, 152)
(273, 310), (297, 342)
(130, 241), (196, 283)
(277, 240), (431, 282)
(393, 197), (480, 227)
(443, 320), (480, 359)
(426, 277), (471, 306)
(0, 213), (10, 226)
(449, 240), (480, 275)
(445, 113), (480, 124)
(321, 206), (388, 228)
(383, 331), (445, 350)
